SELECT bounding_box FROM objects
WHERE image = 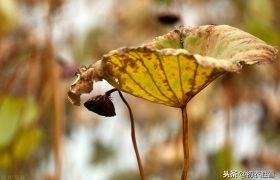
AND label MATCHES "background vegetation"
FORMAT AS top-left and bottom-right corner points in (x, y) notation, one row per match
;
(0, 0), (279, 179)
